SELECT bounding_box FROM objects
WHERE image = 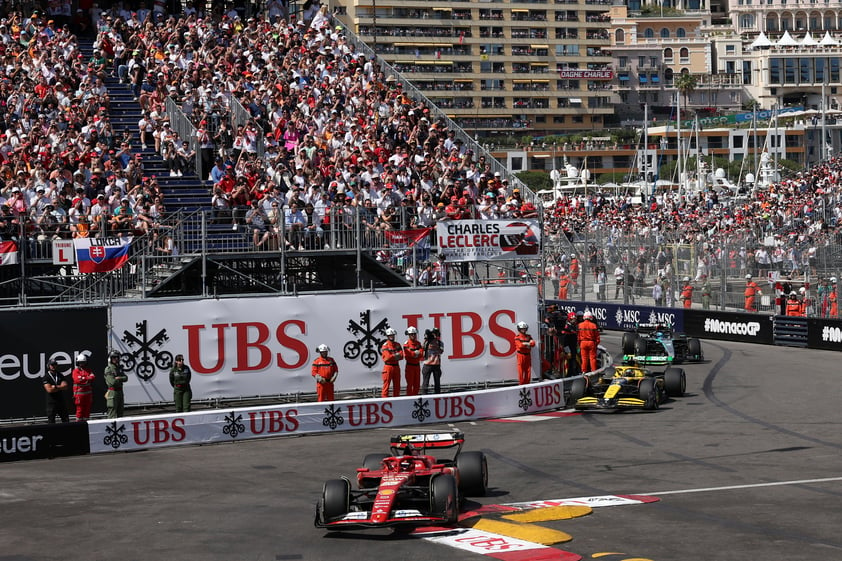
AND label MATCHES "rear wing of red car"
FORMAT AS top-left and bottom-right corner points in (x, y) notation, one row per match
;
(389, 431), (465, 455)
